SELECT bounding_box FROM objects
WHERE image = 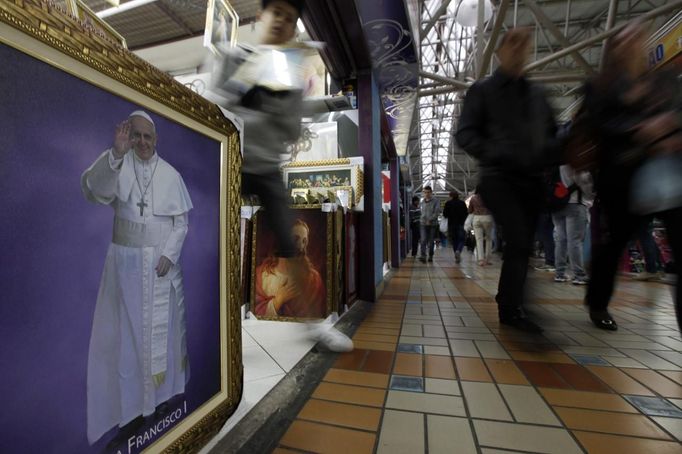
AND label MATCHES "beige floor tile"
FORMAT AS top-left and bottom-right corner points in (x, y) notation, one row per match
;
(424, 325), (447, 338)
(427, 415), (477, 454)
(449, 340), (481, 357)
(401, 324), (422, 337)
(425, 378), (461, 395)
(539, 388), (637, 413)
(498, 384), (561, 426)
(475, 341), (511, 359)
(385, 390), (466, 416)
(555, 407), (672, 439)
(400, 336), (449, 346)
(424, 345), (452, 356)
(280, 420), (376, 454)
(573, 430), (682, 454)
(653, 417), (682, 441)
(602, 356), (647, 368)
(460, 381), (512, 421)
(376, 410), (424, 454)
(473, 420), (583, 454)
